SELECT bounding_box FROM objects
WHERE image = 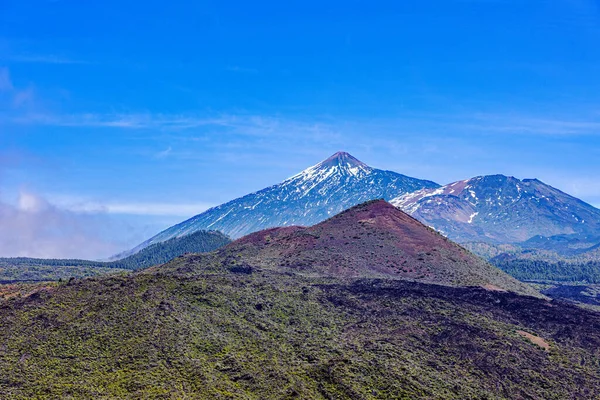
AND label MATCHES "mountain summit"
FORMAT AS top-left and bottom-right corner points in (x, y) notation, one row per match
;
(279, 151), (373, 191)
(123, 152), (439, 257)
(312, 151), (368, 170)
